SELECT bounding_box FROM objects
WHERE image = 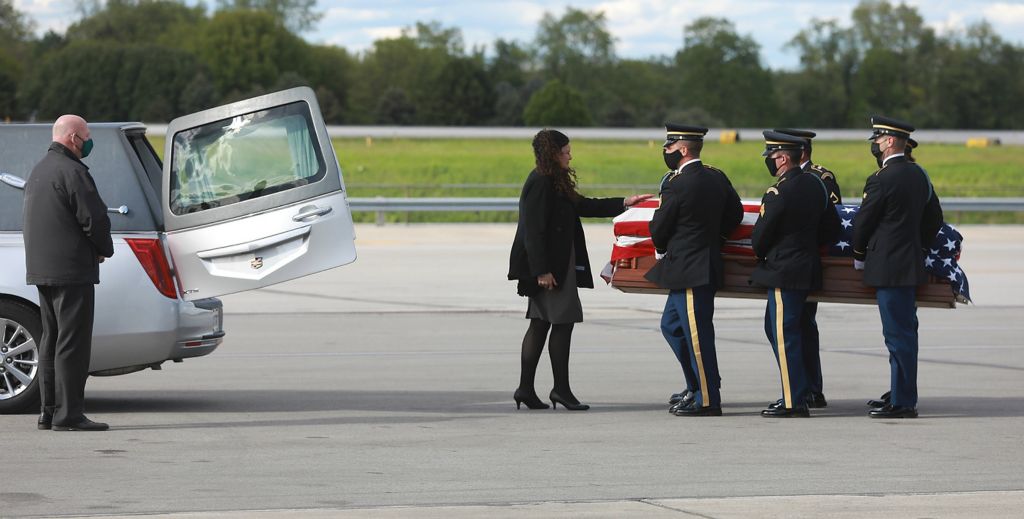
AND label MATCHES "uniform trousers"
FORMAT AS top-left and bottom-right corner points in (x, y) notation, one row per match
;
(37, 284), (95, 426)
(875, 286), (919, 408)
(764, 288), (810, 409)
(661, 285), (720, 407)
(660, 296), (698, 395)
(800, 302), (824, 395)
